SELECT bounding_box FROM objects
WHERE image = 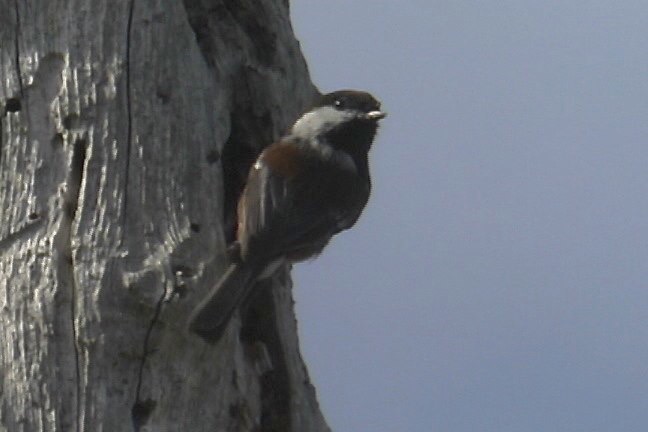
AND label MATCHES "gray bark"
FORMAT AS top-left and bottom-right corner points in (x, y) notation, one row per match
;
(0, 0), (328, 431)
